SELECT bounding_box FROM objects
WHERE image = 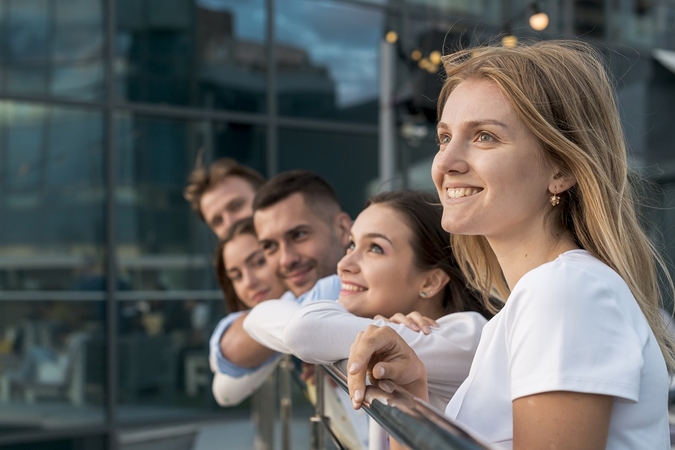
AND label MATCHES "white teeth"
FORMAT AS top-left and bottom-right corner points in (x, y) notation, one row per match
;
(446, 187), (481, 199)
(342, 283), (366, 292)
